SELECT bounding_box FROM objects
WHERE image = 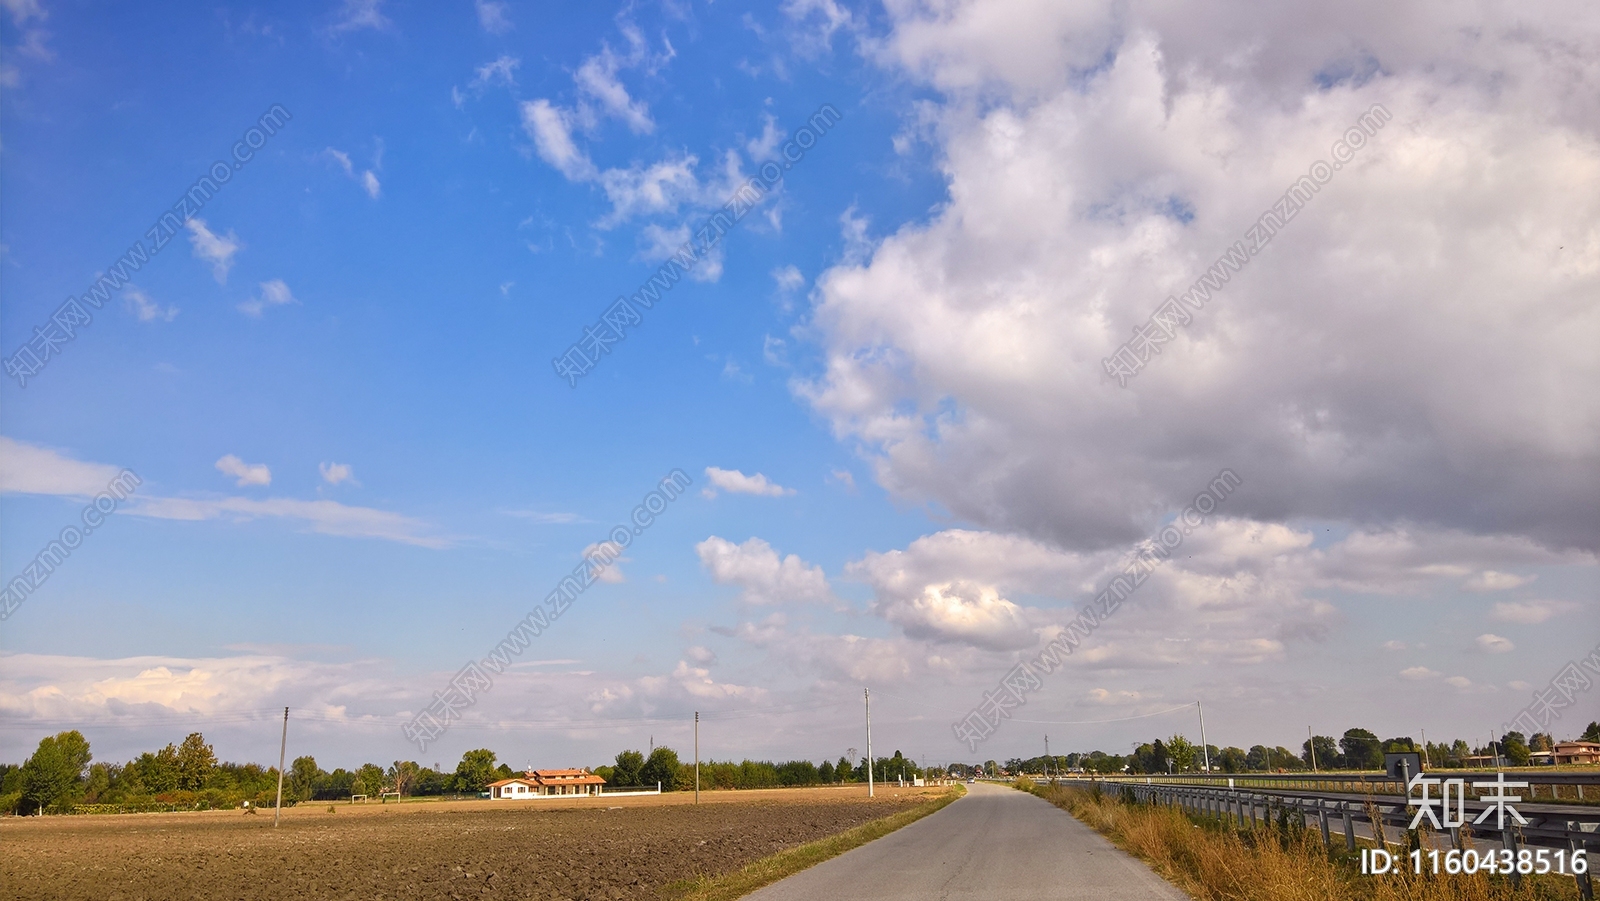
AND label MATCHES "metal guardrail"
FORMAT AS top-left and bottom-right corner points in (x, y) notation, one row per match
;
(1077, 777), (1597, 899)
(1077, 770), (1600, 801)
